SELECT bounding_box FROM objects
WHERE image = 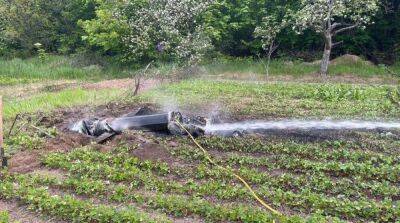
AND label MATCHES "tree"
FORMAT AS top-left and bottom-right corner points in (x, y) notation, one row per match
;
(83, 0), (214, 66)
(80, 0), (129, 57)
(290, 0), (379, 77)
(254, 1), (291, 78)
(0, 0), (96, 54)
(202, 0), (269, 56)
